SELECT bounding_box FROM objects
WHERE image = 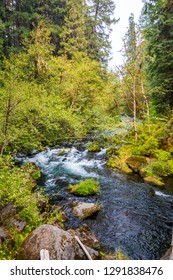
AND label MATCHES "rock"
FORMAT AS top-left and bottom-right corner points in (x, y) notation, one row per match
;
(126, 156), (147, 173)
(68, 224), (100, 249)
(72, 202), (100, 219)
(6, 216), (26, 232)
(17, 224), (98, 260)
(0, 204), (17, 224)
(160, 247), (173, 260)
(0, 226), (14, 248)
(121, 164), (134, 174)
(36, 193), (47, 211)
(0, 227), (8, 243)
(144, 176), (165, 187)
